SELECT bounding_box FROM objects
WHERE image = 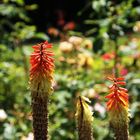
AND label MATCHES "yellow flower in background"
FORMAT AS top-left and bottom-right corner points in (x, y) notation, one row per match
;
(78, 52), (93, 68)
